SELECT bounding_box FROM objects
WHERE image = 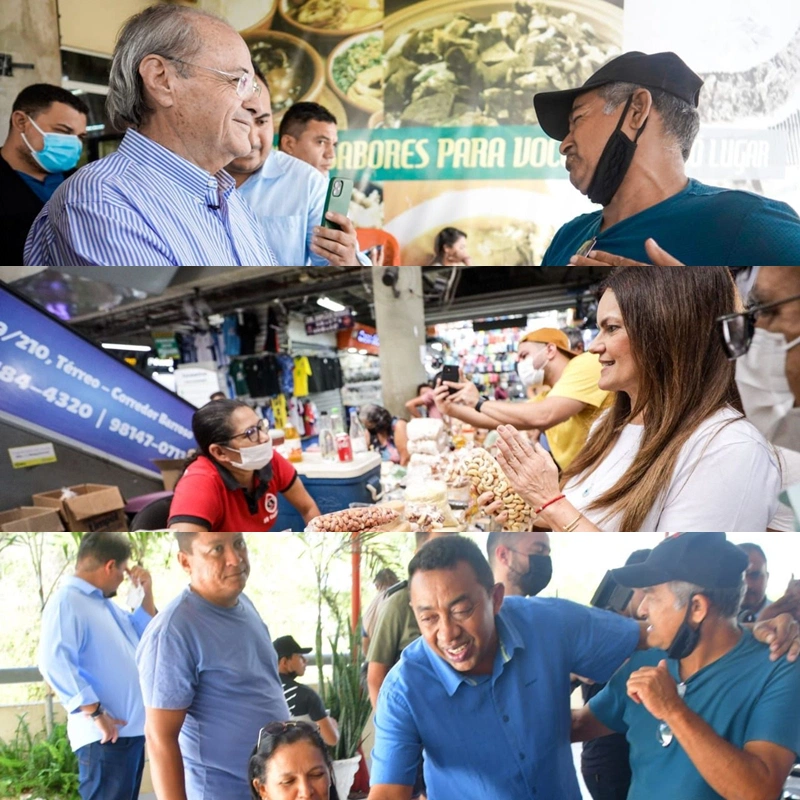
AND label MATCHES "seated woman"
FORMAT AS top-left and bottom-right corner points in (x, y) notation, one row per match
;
(249, 721), (340, 800)
(404, 376), (443, 420)
(361, 404), (410, 466)
(489, 266), (782, 532)
(169, 399), (320, 532)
